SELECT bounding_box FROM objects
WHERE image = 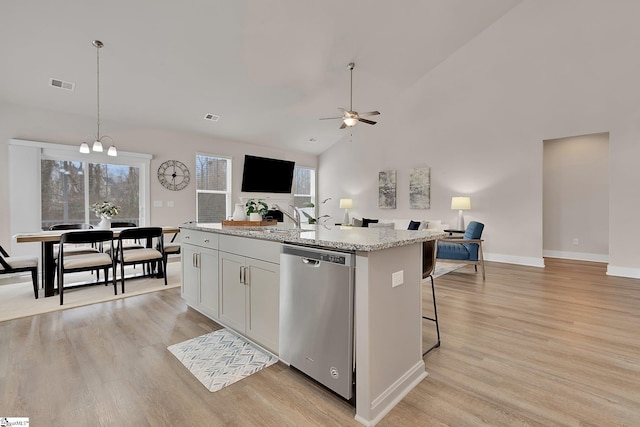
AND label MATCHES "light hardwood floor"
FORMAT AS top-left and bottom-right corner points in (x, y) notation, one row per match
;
(1, 258), (639, 426)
